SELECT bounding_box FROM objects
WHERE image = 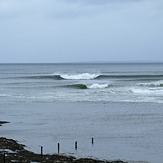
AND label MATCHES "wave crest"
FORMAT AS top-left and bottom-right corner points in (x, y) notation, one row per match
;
(60, 73), (99, 80)
(139, 81), (163, 87)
